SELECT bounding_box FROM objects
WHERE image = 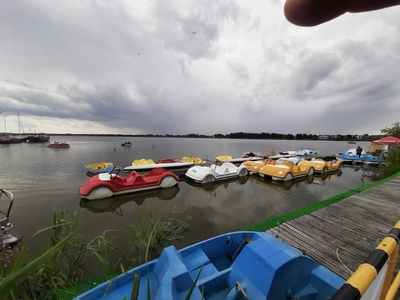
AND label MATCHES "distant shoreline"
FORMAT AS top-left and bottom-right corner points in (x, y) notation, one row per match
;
(46, 133), (379, 142)
(1, 132), (381, 142)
